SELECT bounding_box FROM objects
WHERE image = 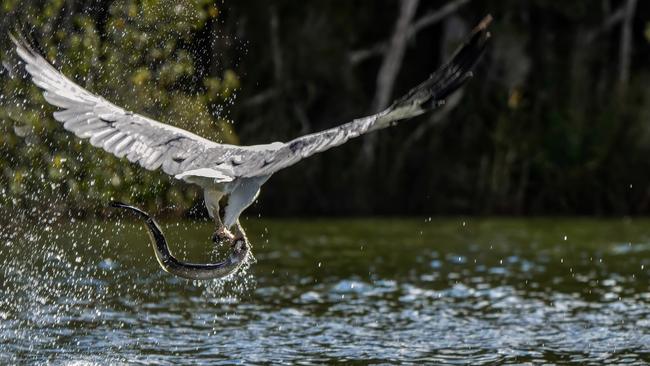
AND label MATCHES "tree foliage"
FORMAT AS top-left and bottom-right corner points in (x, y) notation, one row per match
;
(0, 0), (239, 217)
(1, 1), (650, 218)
